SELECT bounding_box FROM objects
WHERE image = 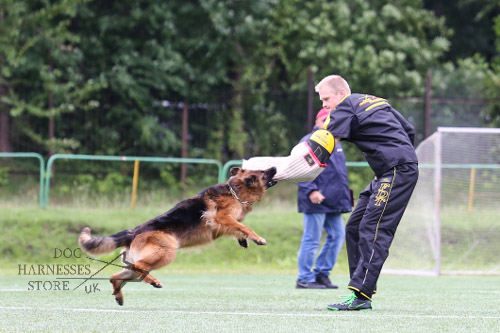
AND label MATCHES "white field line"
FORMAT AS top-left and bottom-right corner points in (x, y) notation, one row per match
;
(2, 288), (498, 293)
(0, 306), (498, 320)
(0, 288), (190, 292)
(0, 288), (233, 292)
